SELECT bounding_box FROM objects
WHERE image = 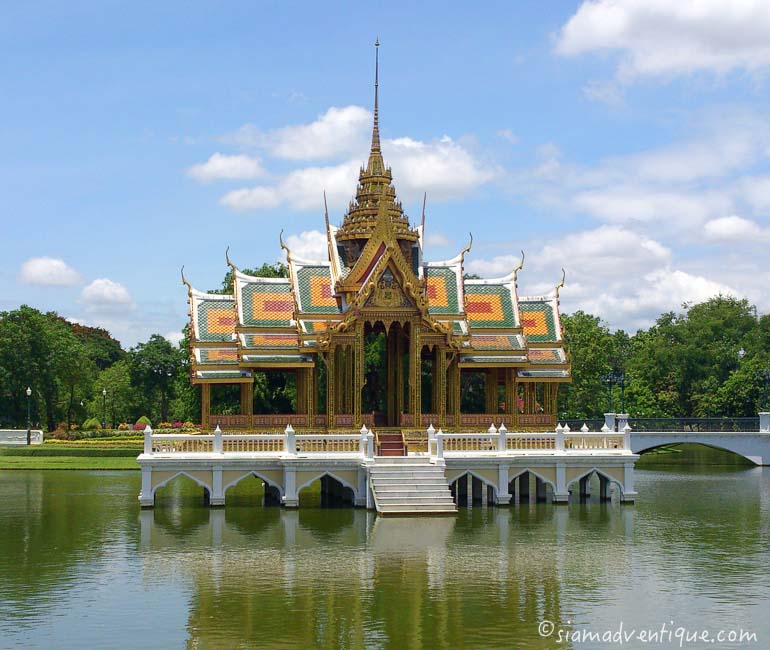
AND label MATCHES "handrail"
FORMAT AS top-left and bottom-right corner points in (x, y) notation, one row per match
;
(141, 425), (375, 457)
